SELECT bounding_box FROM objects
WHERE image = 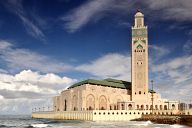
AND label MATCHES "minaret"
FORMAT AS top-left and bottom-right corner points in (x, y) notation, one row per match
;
(131, 10), (148, 102)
